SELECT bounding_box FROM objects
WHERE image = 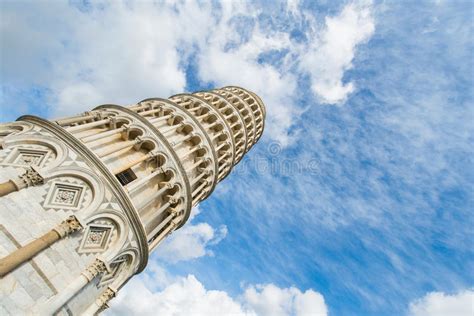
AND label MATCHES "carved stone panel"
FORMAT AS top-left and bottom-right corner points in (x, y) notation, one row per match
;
(78, 219), (118, 254)
(79, 224), (113, 253)
(42, 177), (93, 212)
(1, 145), (54, 168)
(15, 149), (48, 166)
(43, 181), (85, 210)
